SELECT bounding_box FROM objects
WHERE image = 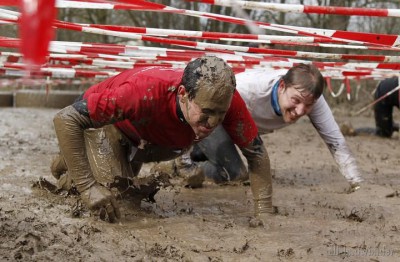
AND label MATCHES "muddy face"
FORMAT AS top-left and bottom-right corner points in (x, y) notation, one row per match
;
(181, 86), (233, 139)
(278, 81), (316, 123)
(179, 56), (235, 139)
